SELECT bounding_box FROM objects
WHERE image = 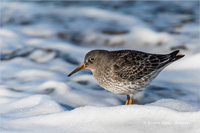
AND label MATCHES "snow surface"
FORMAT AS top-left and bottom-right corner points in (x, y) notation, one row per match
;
(1, 97), (200, 133)
(0, 1), (200, 133)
